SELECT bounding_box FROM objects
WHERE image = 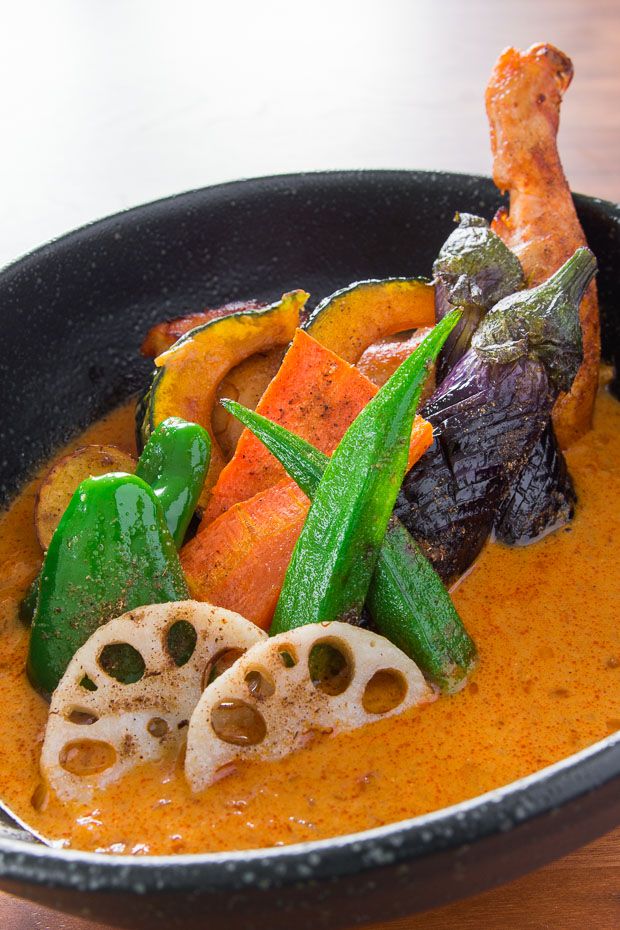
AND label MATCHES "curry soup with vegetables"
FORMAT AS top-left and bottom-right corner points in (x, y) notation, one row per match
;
(0, 374), (617, 854)
(0, 39), (618, 858)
